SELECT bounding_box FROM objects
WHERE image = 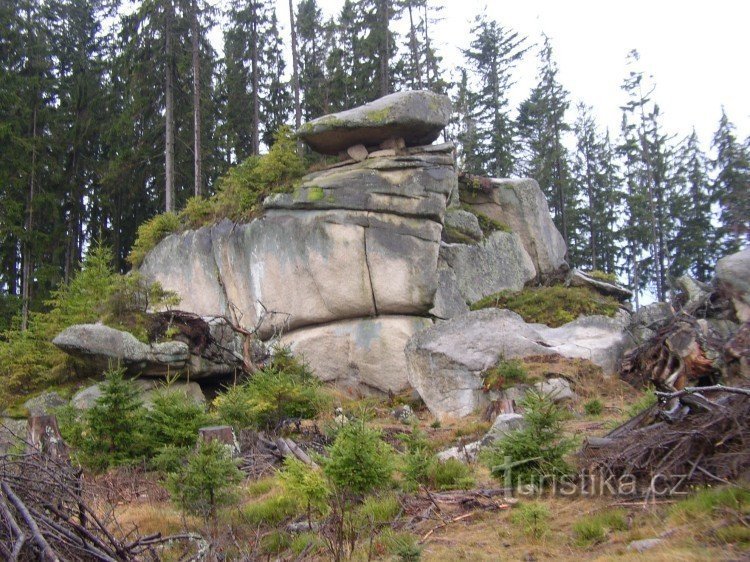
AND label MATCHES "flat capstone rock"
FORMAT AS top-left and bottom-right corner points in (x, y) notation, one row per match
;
(297, 90), (451, 155)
